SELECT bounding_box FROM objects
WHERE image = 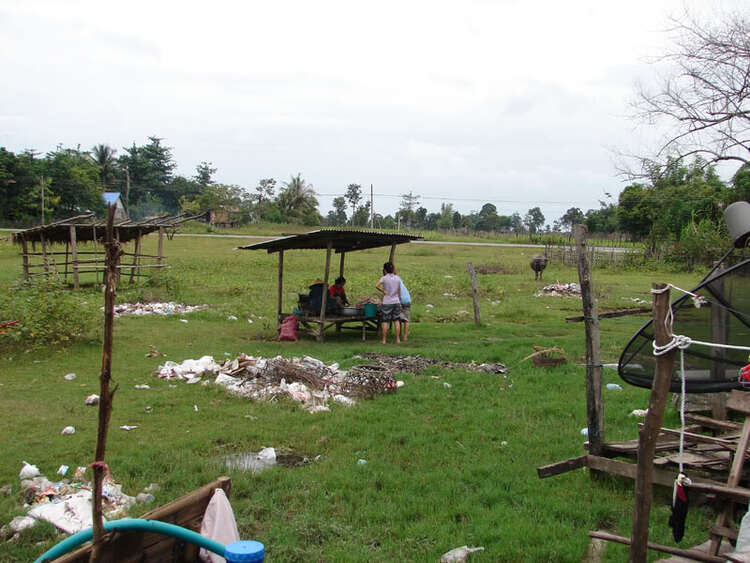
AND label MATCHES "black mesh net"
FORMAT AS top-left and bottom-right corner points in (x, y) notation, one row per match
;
(618, 255), (750, 393)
